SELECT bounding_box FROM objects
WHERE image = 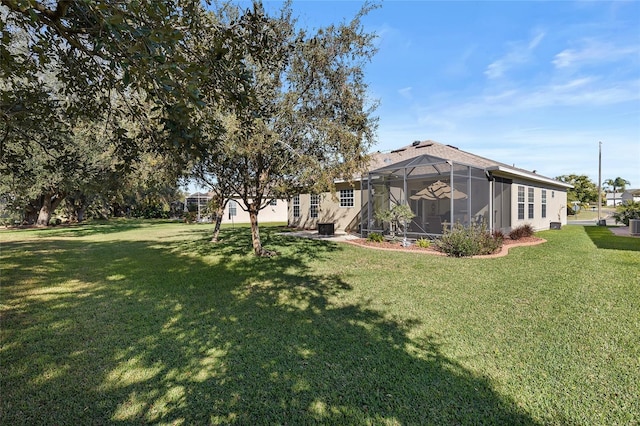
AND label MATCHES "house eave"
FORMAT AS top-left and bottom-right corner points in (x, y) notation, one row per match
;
(488, 166), (573, 189)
